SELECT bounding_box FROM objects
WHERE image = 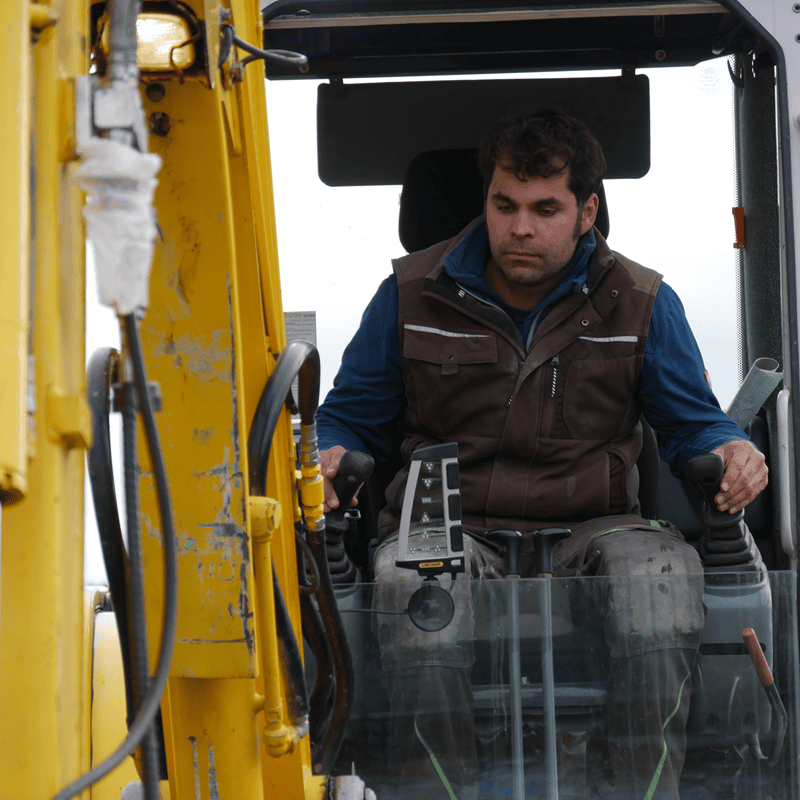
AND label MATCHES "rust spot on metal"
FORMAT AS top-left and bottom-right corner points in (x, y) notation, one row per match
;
(193, 427), (215, 445)
(208, 743), (221, 800)
(150, 329), (231, 383)
(189, 736), (201, 800)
